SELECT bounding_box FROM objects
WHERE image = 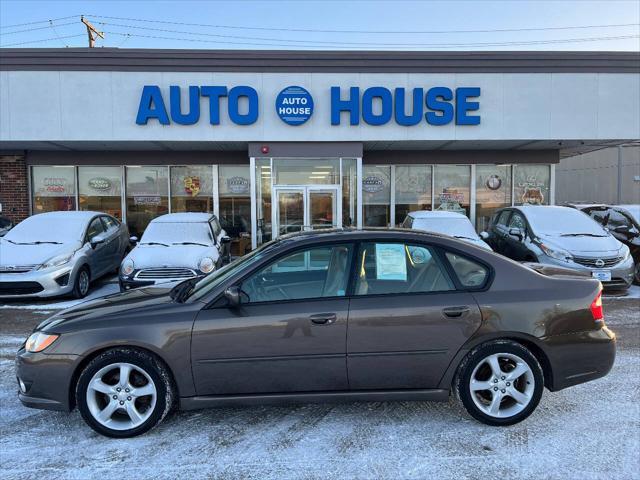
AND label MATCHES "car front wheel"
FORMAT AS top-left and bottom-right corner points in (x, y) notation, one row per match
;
(72, 266), (91, 299)
(76, 348), (175, 438)
(455, 340), (544, 426)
